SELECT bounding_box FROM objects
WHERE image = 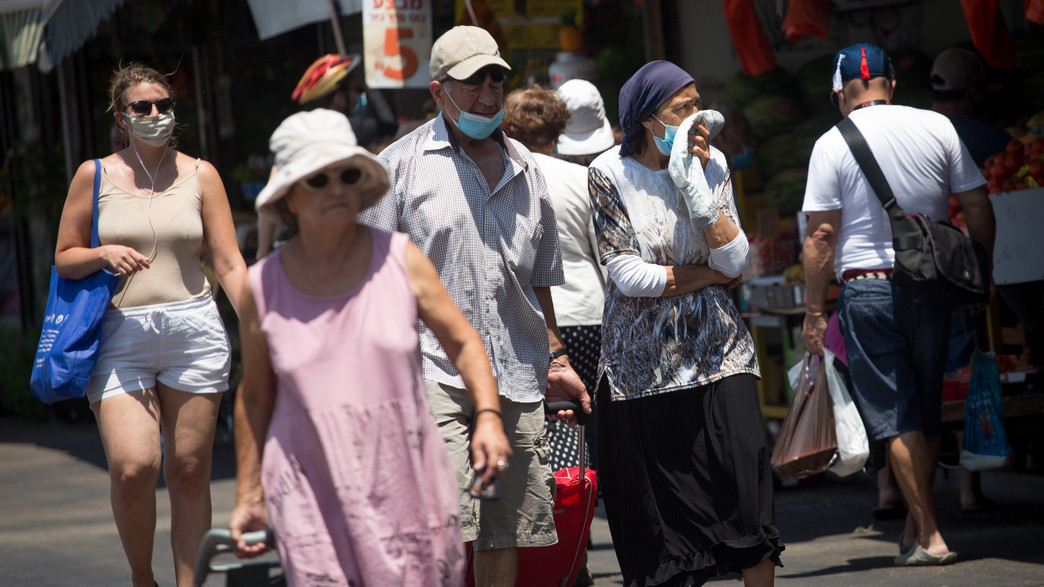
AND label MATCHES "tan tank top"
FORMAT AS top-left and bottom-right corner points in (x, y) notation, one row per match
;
(97, 160), (212, 309)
